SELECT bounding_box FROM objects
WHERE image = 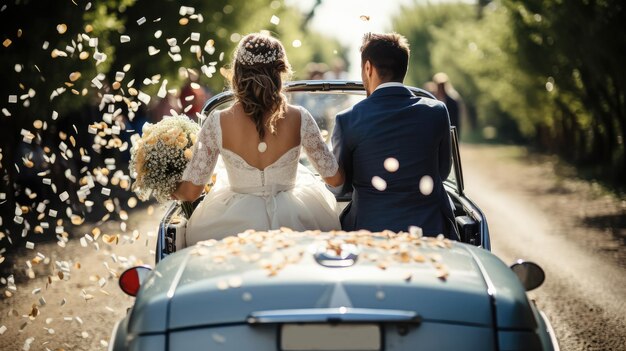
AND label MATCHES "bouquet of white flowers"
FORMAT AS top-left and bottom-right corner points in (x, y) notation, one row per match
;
(129, 115), (199, 204)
